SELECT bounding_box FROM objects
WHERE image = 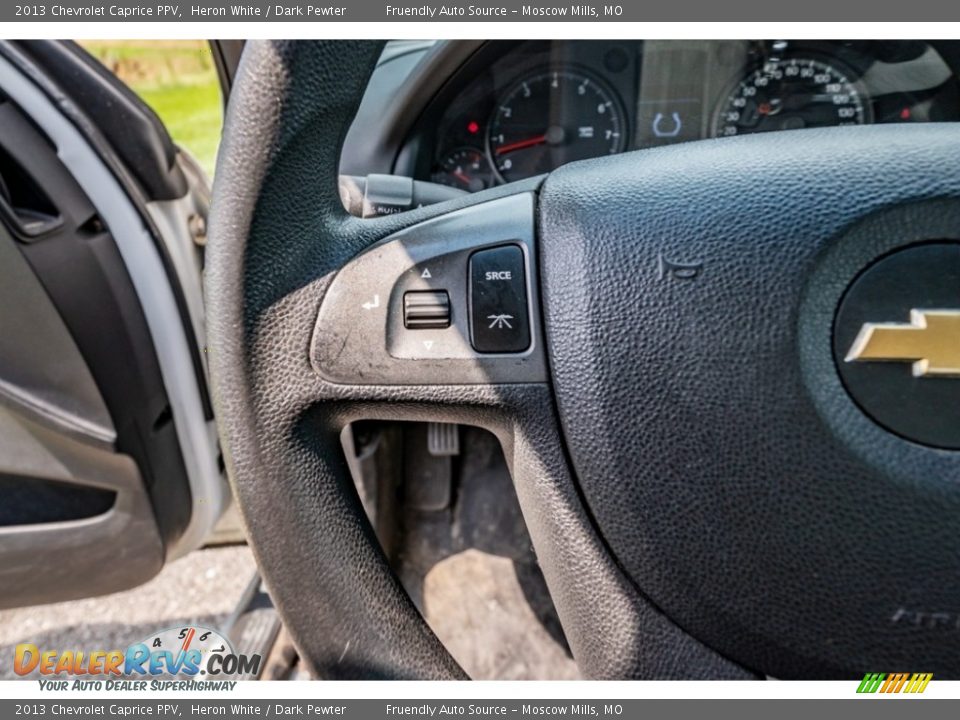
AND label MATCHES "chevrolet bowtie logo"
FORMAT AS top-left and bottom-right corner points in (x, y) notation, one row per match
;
(846, 309), (960, 377)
